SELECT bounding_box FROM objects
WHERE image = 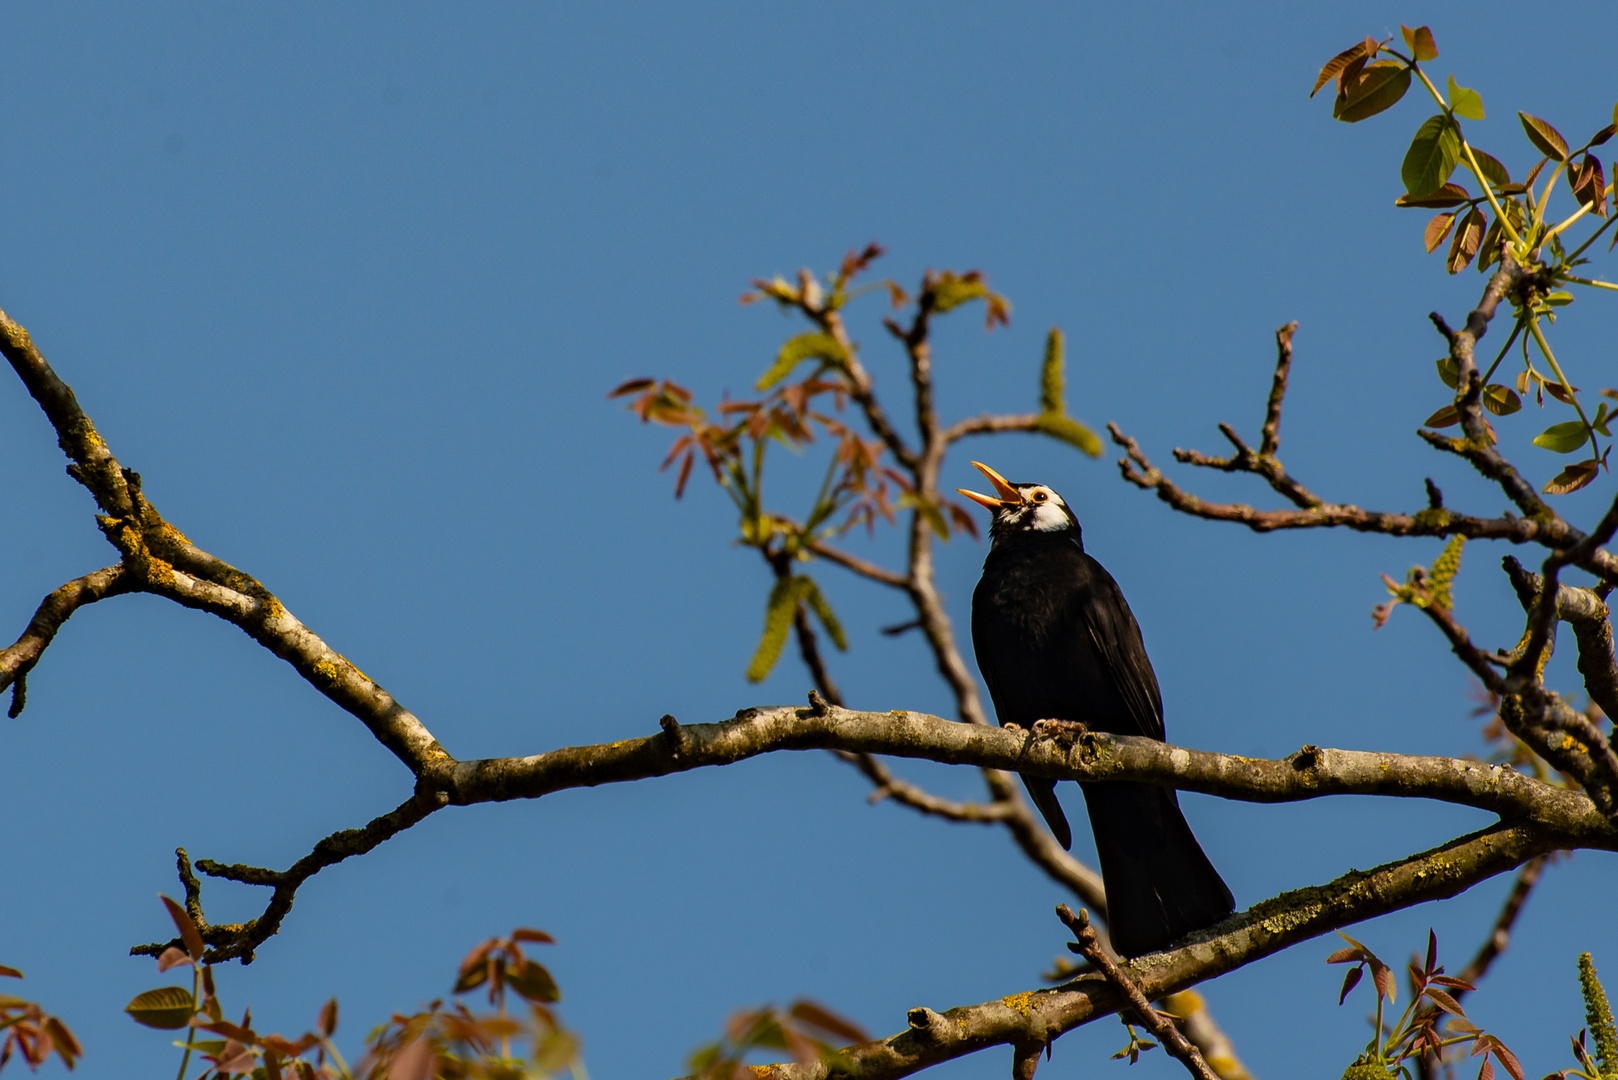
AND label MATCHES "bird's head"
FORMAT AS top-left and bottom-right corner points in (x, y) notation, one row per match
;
(956, 461), (1080, 546)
